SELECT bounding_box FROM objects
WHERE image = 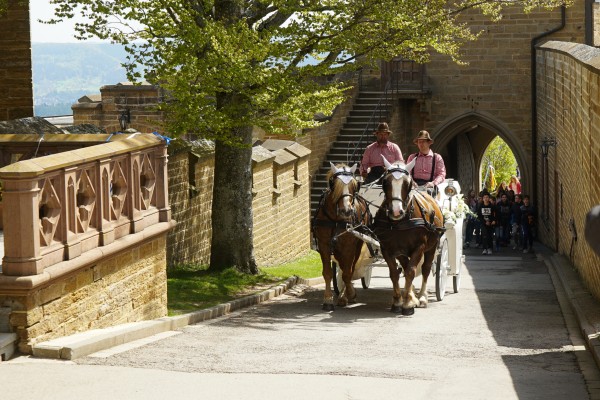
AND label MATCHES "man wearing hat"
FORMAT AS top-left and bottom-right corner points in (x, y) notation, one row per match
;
(360, 122), (404, 184)
(406, 130), (446, 190)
